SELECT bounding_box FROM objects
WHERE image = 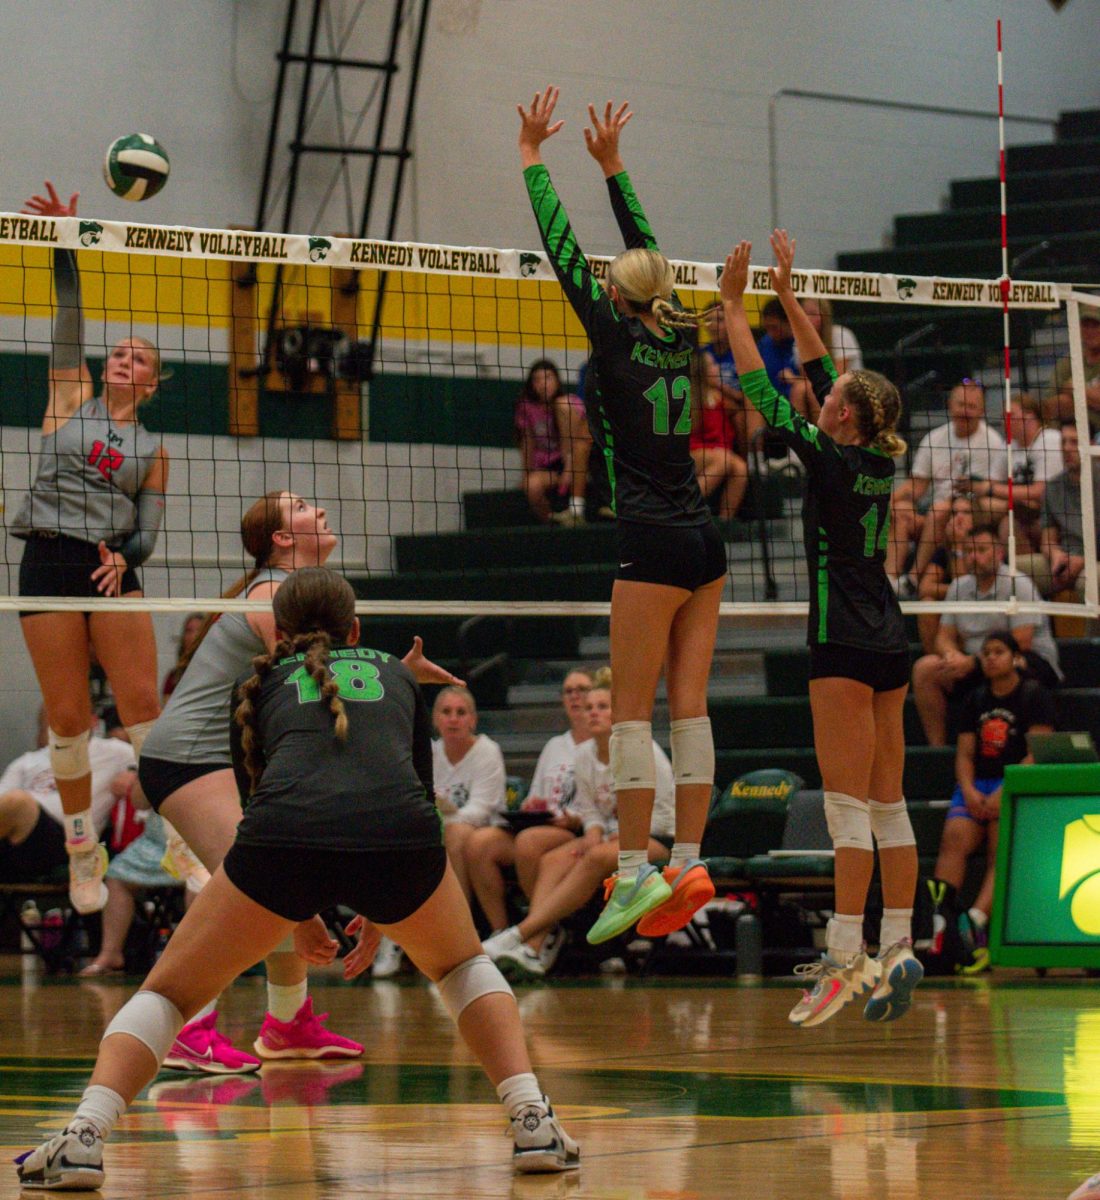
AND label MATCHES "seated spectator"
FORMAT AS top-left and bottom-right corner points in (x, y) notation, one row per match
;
(465, 669), (594, 937)
(970, 393), (1062, 545)
(703, 303), (760, 451)
(886, 380), (1007, 592)
(1018, 422), (1100, 602)
(515, 358), (591, 526)
(480, 676), (674, 980)
(79, 807), (190, 976)
(916, 493), (974, 654)
(161, 613), (204, 700)
(689, 352), (748, 520)
(1042, 302), (1100, 435)
(927, 631), (1054, 973)
(912, 525), (1061, 745)
(372, 685), (506, 979)
(790, 297), (864, 420)
(0, 714), (135, 884)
